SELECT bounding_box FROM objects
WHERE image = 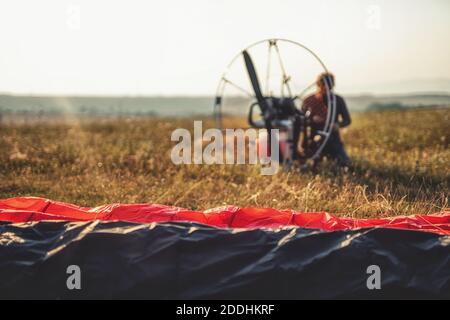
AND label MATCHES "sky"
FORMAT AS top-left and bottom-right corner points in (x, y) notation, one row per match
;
(0, 0), (449, 96)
